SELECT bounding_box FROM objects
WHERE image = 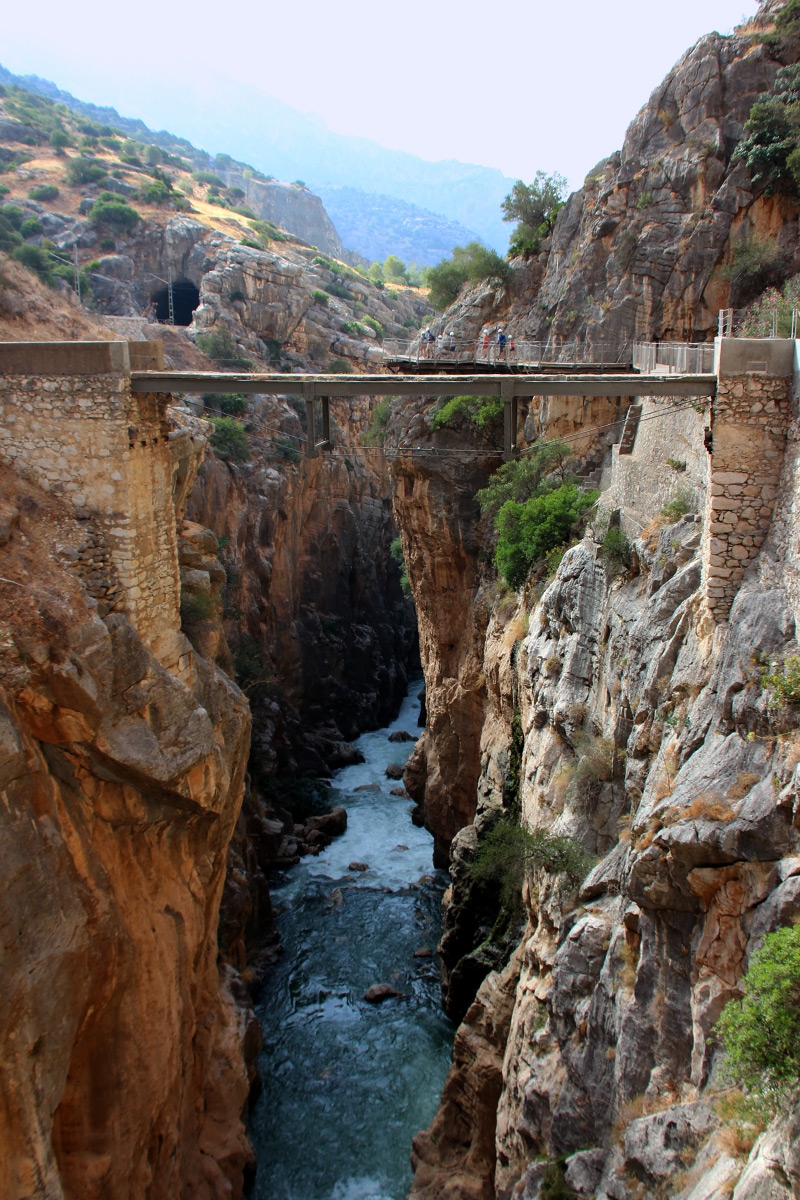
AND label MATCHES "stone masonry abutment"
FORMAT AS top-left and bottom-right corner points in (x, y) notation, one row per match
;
(703, 339), (794, 622)
(0, 340), (191, 668)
